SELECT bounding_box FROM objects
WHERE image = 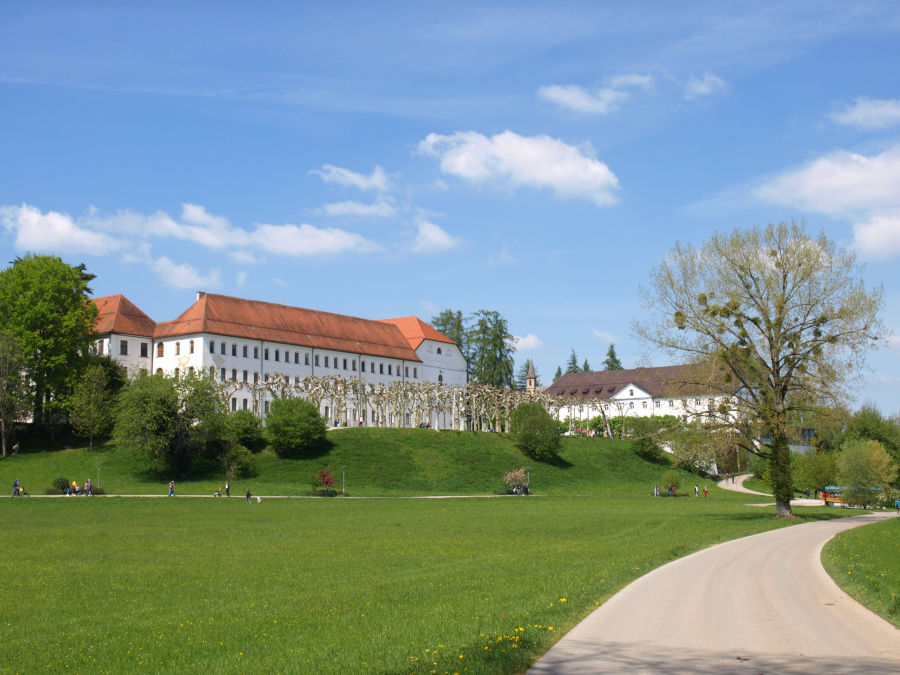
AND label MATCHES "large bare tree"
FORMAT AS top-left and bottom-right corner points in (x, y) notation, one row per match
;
(636, 221), (883, 517)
